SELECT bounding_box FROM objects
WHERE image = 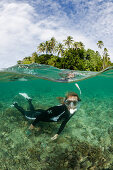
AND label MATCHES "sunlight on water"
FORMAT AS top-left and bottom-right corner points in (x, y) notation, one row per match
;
(0, 64), (113, 169)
